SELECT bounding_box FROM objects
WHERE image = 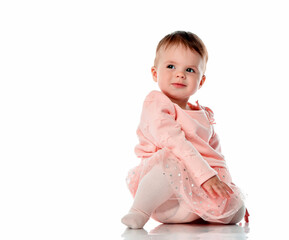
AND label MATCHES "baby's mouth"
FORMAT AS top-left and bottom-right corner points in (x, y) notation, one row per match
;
(172, 83), (186, 87)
